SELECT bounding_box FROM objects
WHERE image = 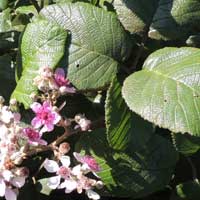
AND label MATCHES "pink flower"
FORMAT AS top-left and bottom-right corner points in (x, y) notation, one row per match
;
(74, 153), (101, 172)
(54, 68), (69, 87)
(54, 68), (76, 94)
(30, 101), (61, 133)
(23, 128), (47, 146)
